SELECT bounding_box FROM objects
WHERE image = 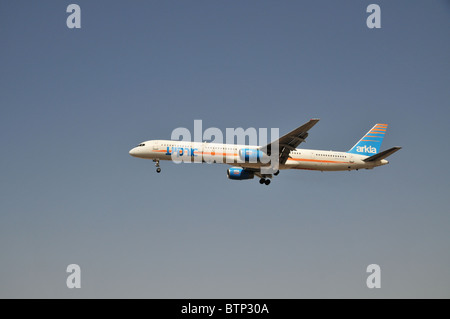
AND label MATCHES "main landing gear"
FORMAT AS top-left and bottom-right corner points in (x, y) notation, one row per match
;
(154, 159), (161, 173)
(258, 170), (278, 185)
